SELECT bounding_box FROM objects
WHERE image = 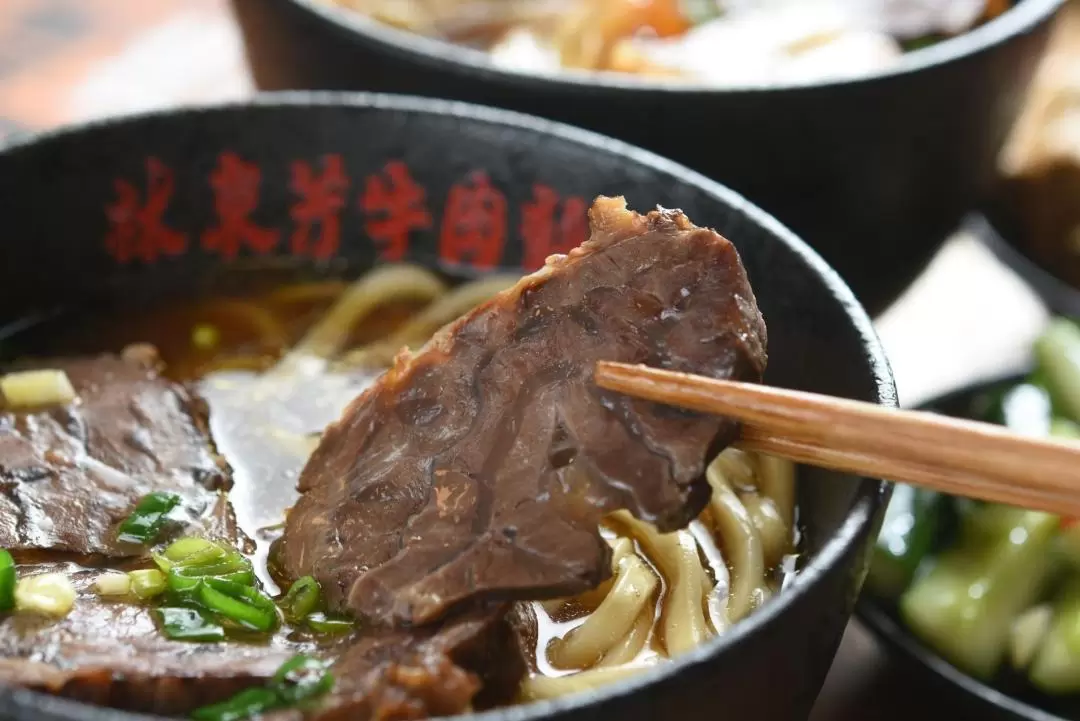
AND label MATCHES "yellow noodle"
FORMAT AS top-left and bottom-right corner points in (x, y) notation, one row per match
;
(709, 447), (759, 492)
(740, 493), (790, 571)
(202, 355), (276, 374)
(757, 454), (796, 529)
(548, 554), (658, 670)
(612, 512), (711, 657)
(597, 608), (653, 667)
(267, 280), (347, 306)
(209, 299), (290, 348)
(541, 536), (634, 615)
(338, 274), (519, 369)
(688, 520), (731, 633)
(519, 665), (651, 702)
(274, 264), (448, 373)
(706, 454), (767, 623)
